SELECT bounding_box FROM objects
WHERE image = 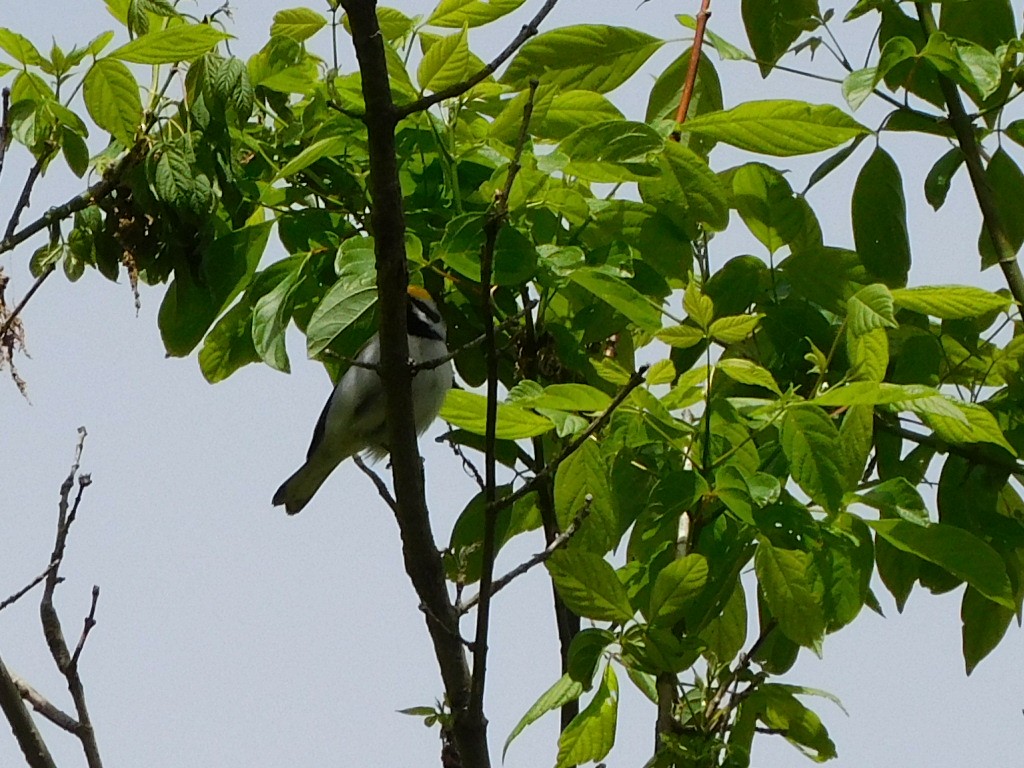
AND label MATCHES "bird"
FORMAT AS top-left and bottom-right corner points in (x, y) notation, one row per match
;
(272, 285), (453, 515)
